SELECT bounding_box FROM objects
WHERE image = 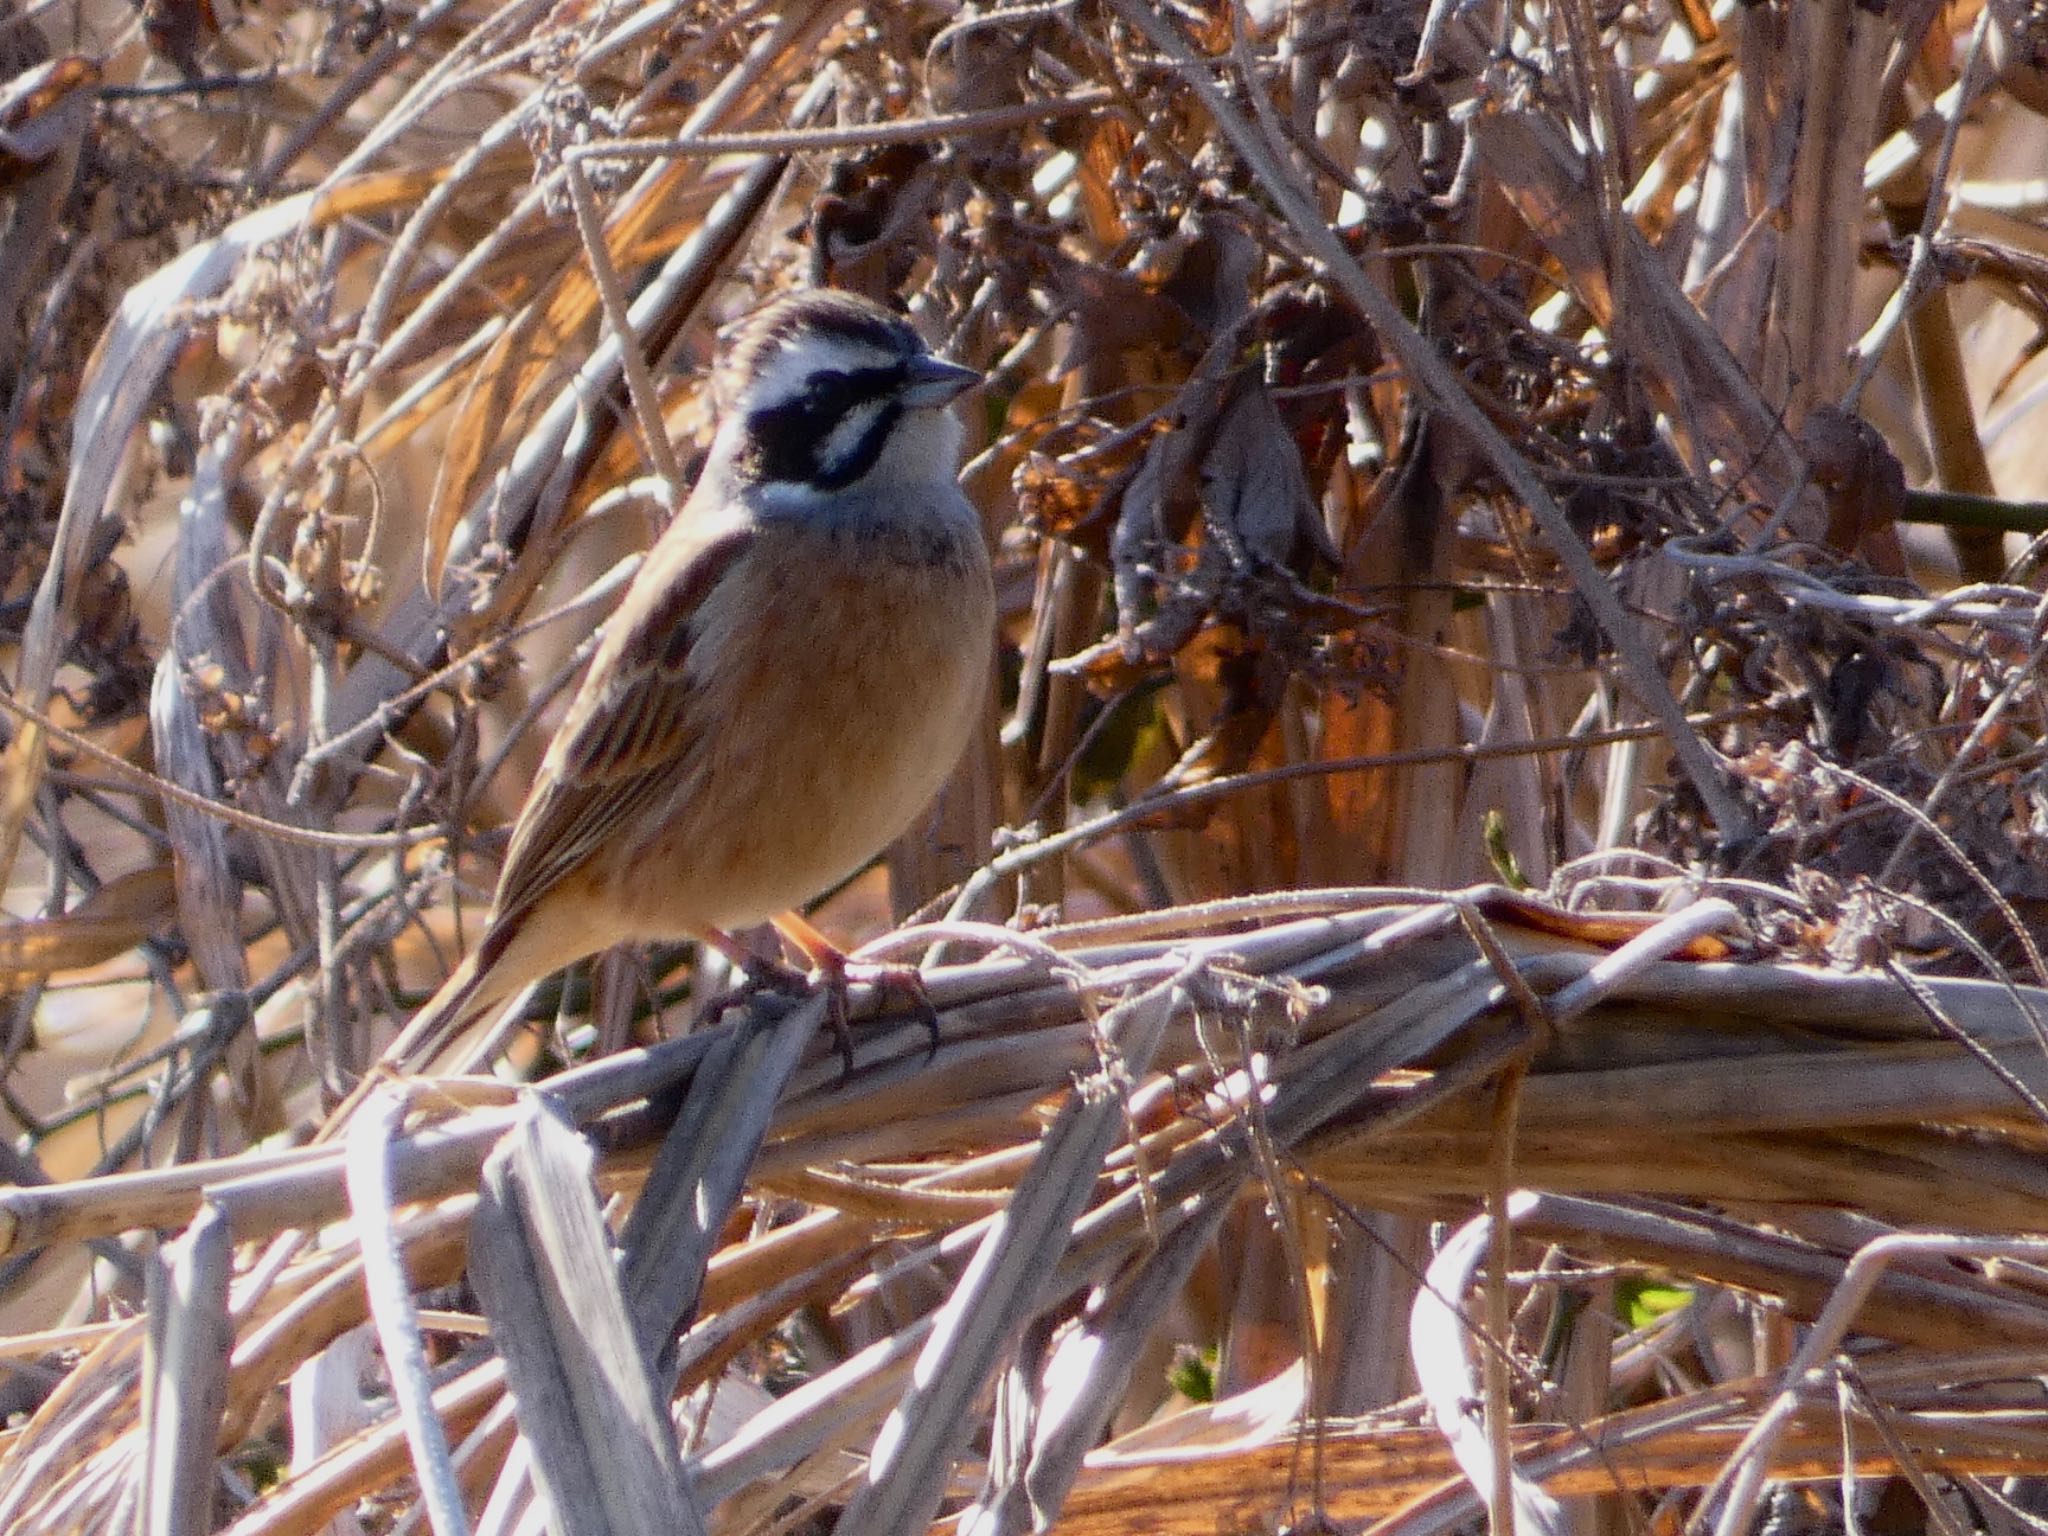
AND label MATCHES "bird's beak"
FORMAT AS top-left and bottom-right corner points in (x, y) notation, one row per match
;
(900, 354), (981, 407)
